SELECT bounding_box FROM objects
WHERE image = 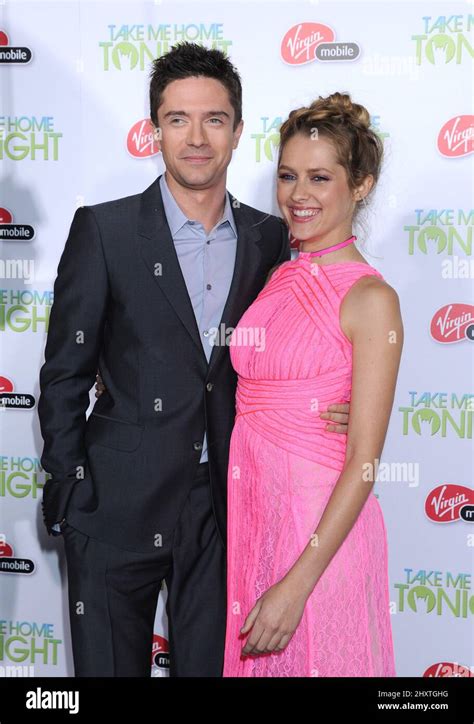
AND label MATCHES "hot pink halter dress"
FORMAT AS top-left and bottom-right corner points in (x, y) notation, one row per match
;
(223, 253), (396, 677)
